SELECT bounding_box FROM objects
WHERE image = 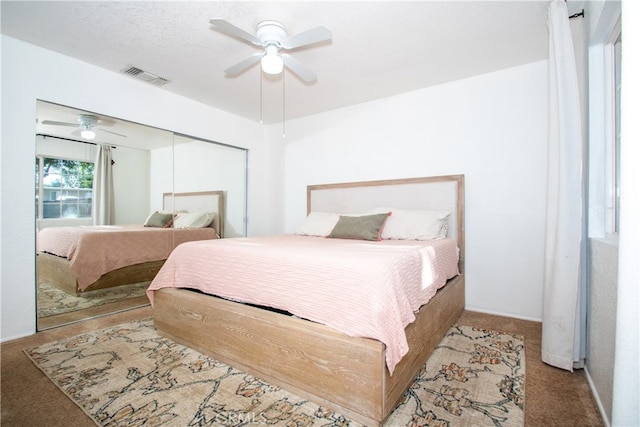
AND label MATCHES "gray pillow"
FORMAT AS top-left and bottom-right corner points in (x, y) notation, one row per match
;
(327, 213), (390, 241)
(144, 212), (173, 228)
